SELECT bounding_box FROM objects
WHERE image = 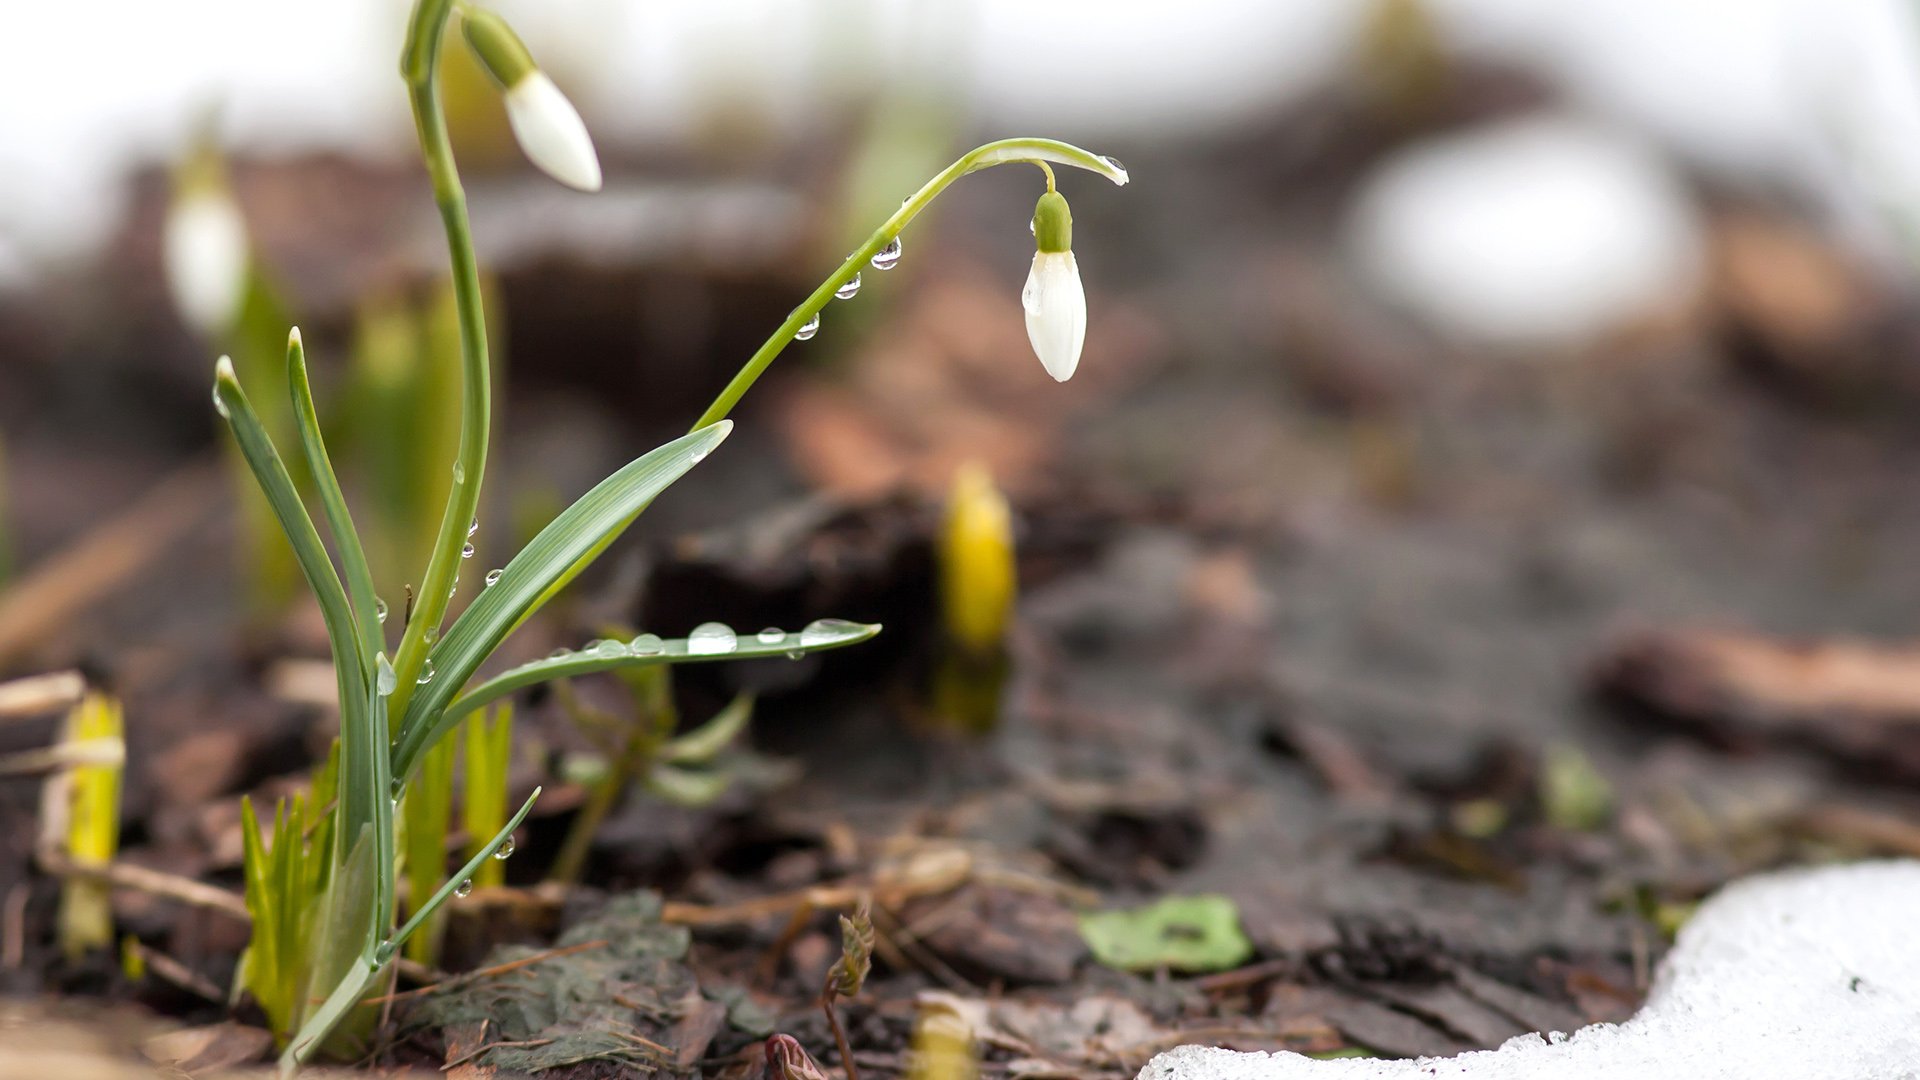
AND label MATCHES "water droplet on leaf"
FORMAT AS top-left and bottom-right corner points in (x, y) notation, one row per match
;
(493, 838), (515, 860)
(688, 622), (738, 656)
(756, 627), (785, 645)
(795, 313), (819, 341)
(594, 638), (626, 659)
(835, 274), (862, 300)
(871, 237), (902, 270)
(461, 543), (475, 559)
(376, 654), (398, 696)
(454, 879), (472, 898)
(375, 597), (389, 624)
(629, 633), (664, 656)
(800, 618), (861, 647)
(484, 568), (503, 587)
(211, 386), (230, 418)
(417, 659), (435, 685)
